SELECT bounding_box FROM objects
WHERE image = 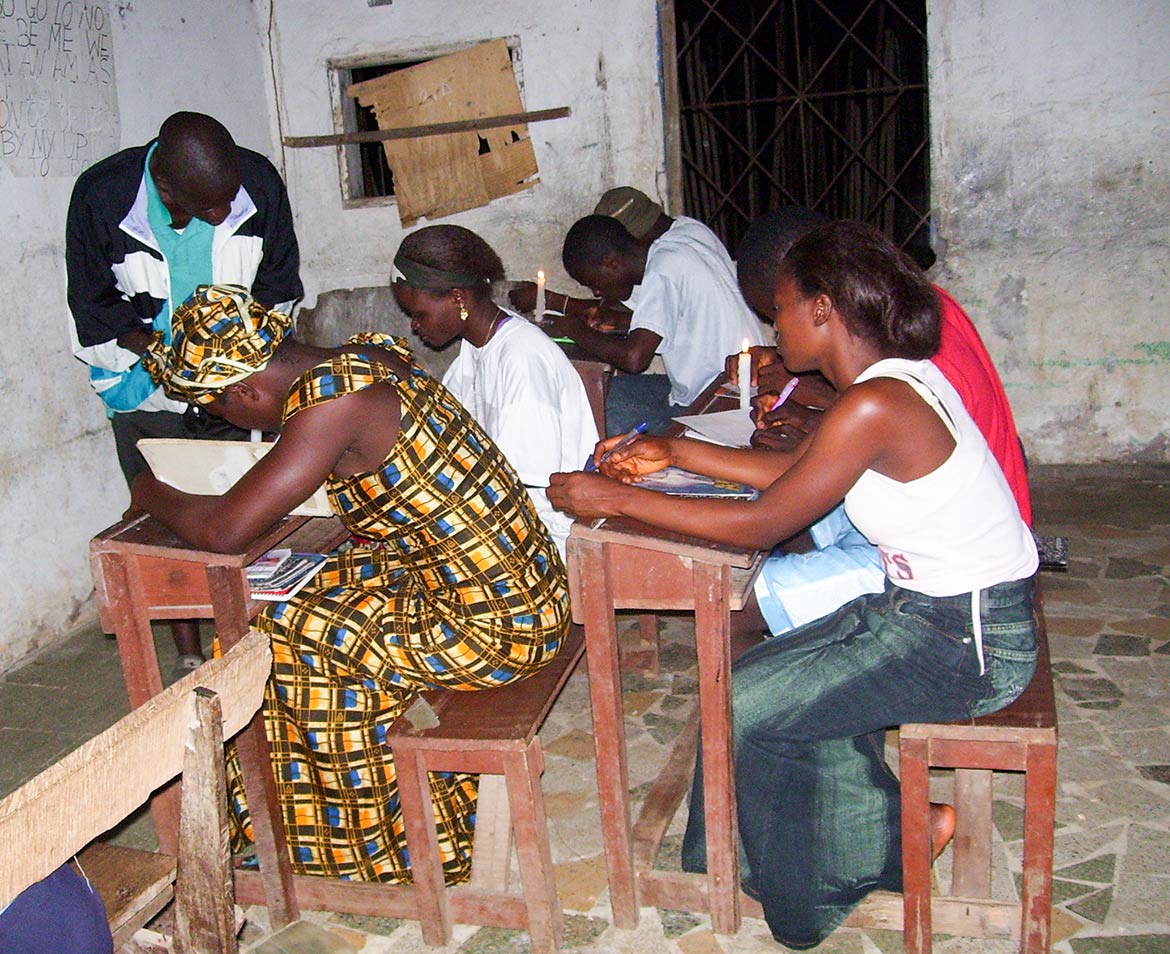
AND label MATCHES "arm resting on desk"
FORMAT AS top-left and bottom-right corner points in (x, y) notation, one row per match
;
(598, 433), (800, 491)
(542, 314), (660, 374)
(552, 386), (901, 551)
